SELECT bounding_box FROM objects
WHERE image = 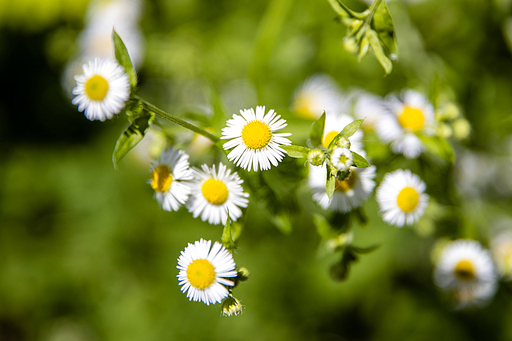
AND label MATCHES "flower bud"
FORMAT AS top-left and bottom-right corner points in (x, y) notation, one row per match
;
(452, 118), (471, 140)
(436, 123), (452, 139)
(307, 149), (325, 166)
(335, 137), (351, 149)
(237, 267), (250, 282)
(343, 37), (359, 55)
(221, 294), (244, 317)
